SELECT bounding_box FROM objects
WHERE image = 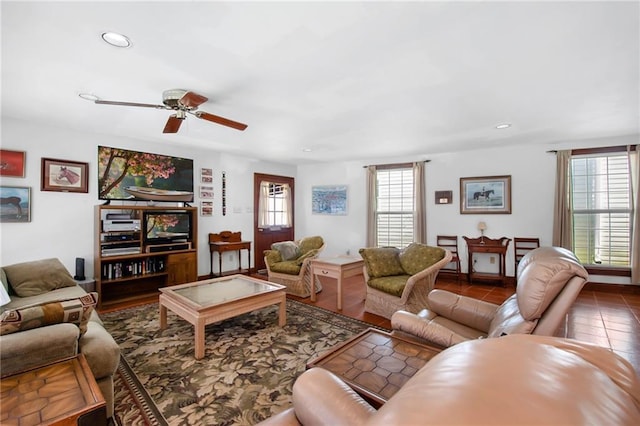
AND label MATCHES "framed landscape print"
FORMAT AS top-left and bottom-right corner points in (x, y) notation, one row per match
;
(0, 186), (31, 222)
(0, 149), (26, 177)
(312, 185), (348, 215)
(460, 175), (511, 214)
(41, 158), (89, 193)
